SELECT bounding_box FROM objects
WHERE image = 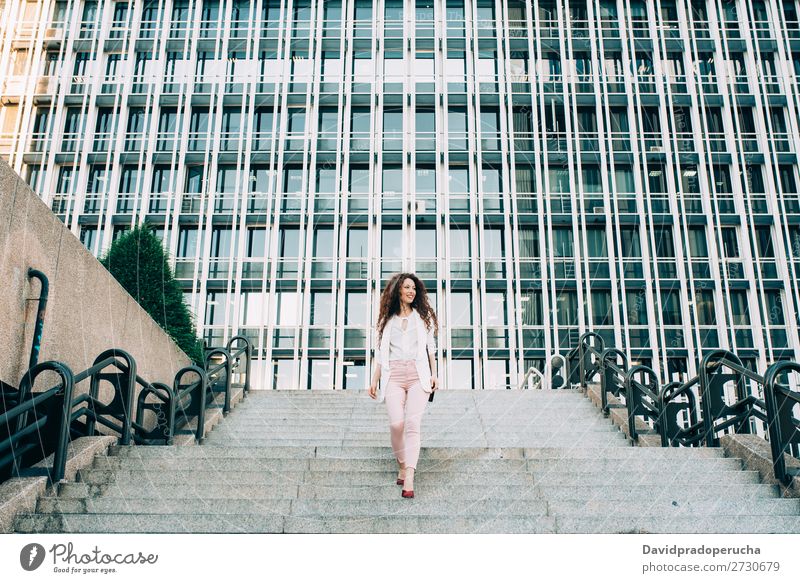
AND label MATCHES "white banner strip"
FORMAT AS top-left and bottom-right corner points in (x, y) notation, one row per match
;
(2, 533), (799, 582)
